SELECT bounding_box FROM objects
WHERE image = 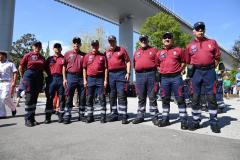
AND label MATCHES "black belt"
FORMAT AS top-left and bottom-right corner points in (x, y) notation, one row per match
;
(67, 72), (83, 77)
(161, 72), (181, 78)
(136, 68), (156, 73)
(89, 74), (104, 78)
(52, 74), (63, 77)
(194, 64), (215, 70)
(109, 68), (126, 73)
